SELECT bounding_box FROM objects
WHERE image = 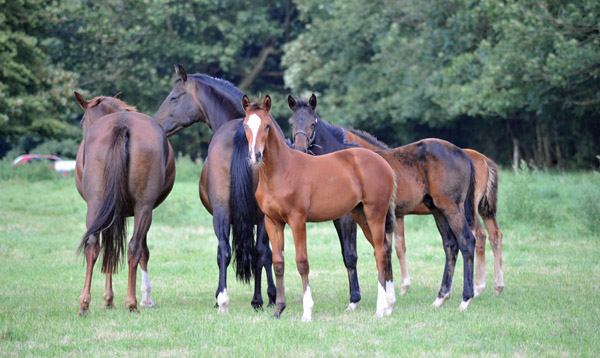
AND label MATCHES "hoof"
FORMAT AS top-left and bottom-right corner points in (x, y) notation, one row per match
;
(459, 298), (472, 311)
(301, 314), (312, 322)
(494, 284), (504, 295)
(125, 298), (138, 312)
(474, 284), (486, 297)
(384, 306), (393, 317)
(103, 301), (115, 309)
(216, 290), (229, 314)
(78, 306), (90, 316)
(252, 304), (264, 312)
(400, 278), (411, 295)
(140, 299), (154, 308)
(346, 302), (358, 311)
(431, 294), (450, 308)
